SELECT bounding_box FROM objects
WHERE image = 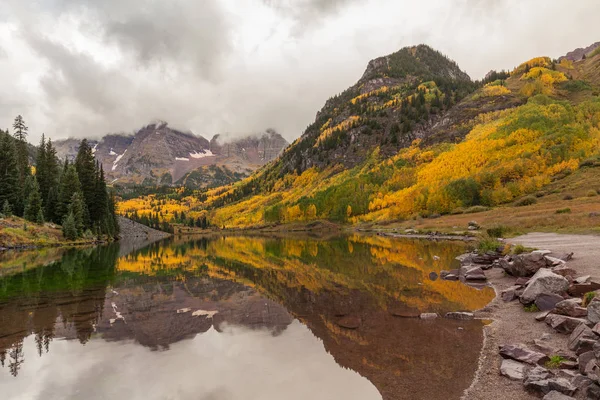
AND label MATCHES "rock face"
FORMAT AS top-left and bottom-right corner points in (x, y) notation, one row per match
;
(560, 41), (600, 61)
(520, 269), (569, 304)
(500, 344), (550, 365)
